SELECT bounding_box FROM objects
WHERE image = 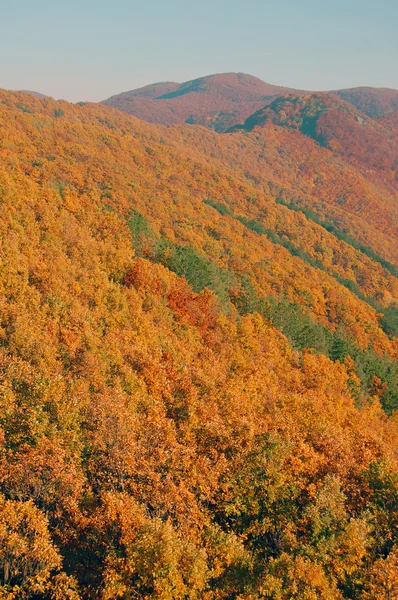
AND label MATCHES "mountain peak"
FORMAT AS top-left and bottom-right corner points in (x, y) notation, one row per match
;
(102, 72), (302, 130)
